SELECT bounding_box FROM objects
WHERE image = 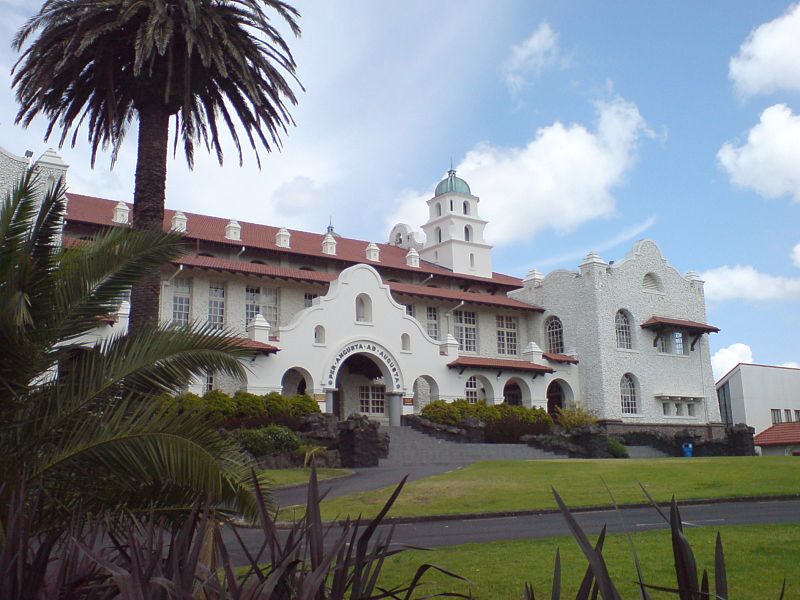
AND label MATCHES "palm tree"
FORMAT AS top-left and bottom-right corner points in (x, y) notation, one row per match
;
(0, 173), (264, 531)
(12, 0), (302, 330)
